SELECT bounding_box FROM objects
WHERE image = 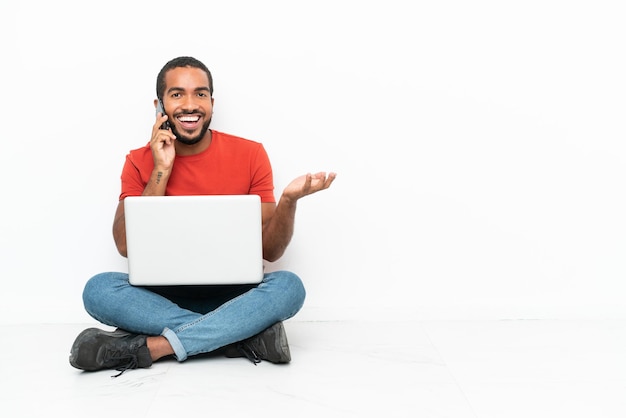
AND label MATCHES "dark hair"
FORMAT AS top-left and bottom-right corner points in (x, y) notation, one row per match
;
(156, 56), (214, 100)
